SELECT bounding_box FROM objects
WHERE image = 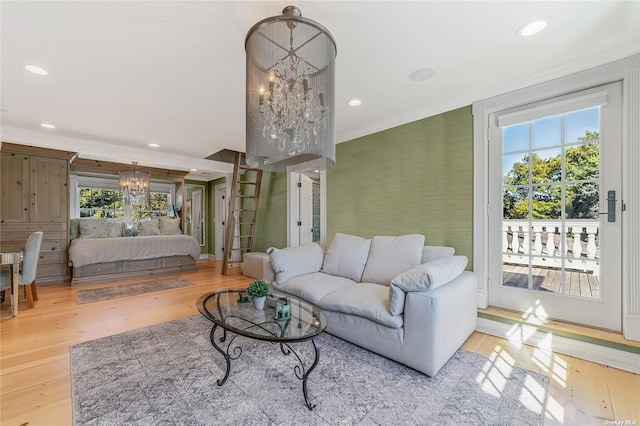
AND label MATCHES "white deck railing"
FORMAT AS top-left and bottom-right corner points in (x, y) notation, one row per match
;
(502, 219), (599, 277)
